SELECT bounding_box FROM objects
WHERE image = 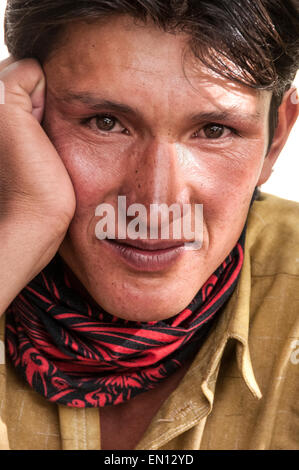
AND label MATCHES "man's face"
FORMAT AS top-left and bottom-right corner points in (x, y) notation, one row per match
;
(43, 16), (272, 322)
